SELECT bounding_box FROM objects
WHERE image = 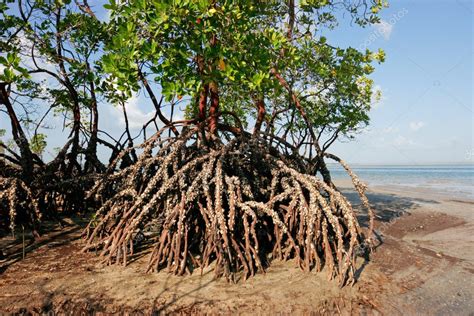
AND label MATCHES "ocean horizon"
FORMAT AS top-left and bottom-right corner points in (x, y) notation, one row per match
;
(329, 164), (474, 199)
